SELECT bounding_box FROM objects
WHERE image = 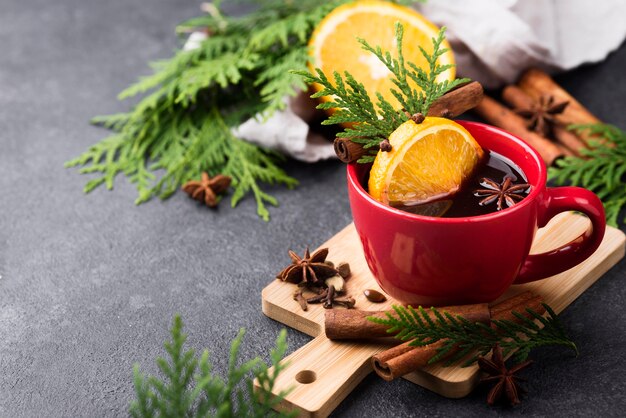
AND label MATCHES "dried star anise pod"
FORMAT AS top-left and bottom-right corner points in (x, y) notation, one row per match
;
(306, 285), (356, 309)
(474, 176), (530, 211)
(293, 284), (355, 311)
(515, 94), (569, 137)
(478, 344), (532, 406)
(276, 247), (338, 286)
(182, 172), (231, 207)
